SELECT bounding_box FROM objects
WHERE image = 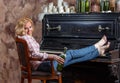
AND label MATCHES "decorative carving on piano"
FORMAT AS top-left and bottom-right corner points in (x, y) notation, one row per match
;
(108, 63), (120, 81)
